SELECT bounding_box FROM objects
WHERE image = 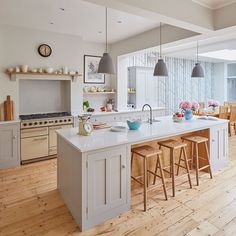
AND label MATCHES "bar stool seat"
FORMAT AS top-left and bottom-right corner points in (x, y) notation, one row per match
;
(132, 145), (163, 158)
(182, 136), (208, 144)
(158, 139), (192, 197)
(158, 139), (187, 149)
(181, 135), (213, 186)
(131, 145), (168, 211)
